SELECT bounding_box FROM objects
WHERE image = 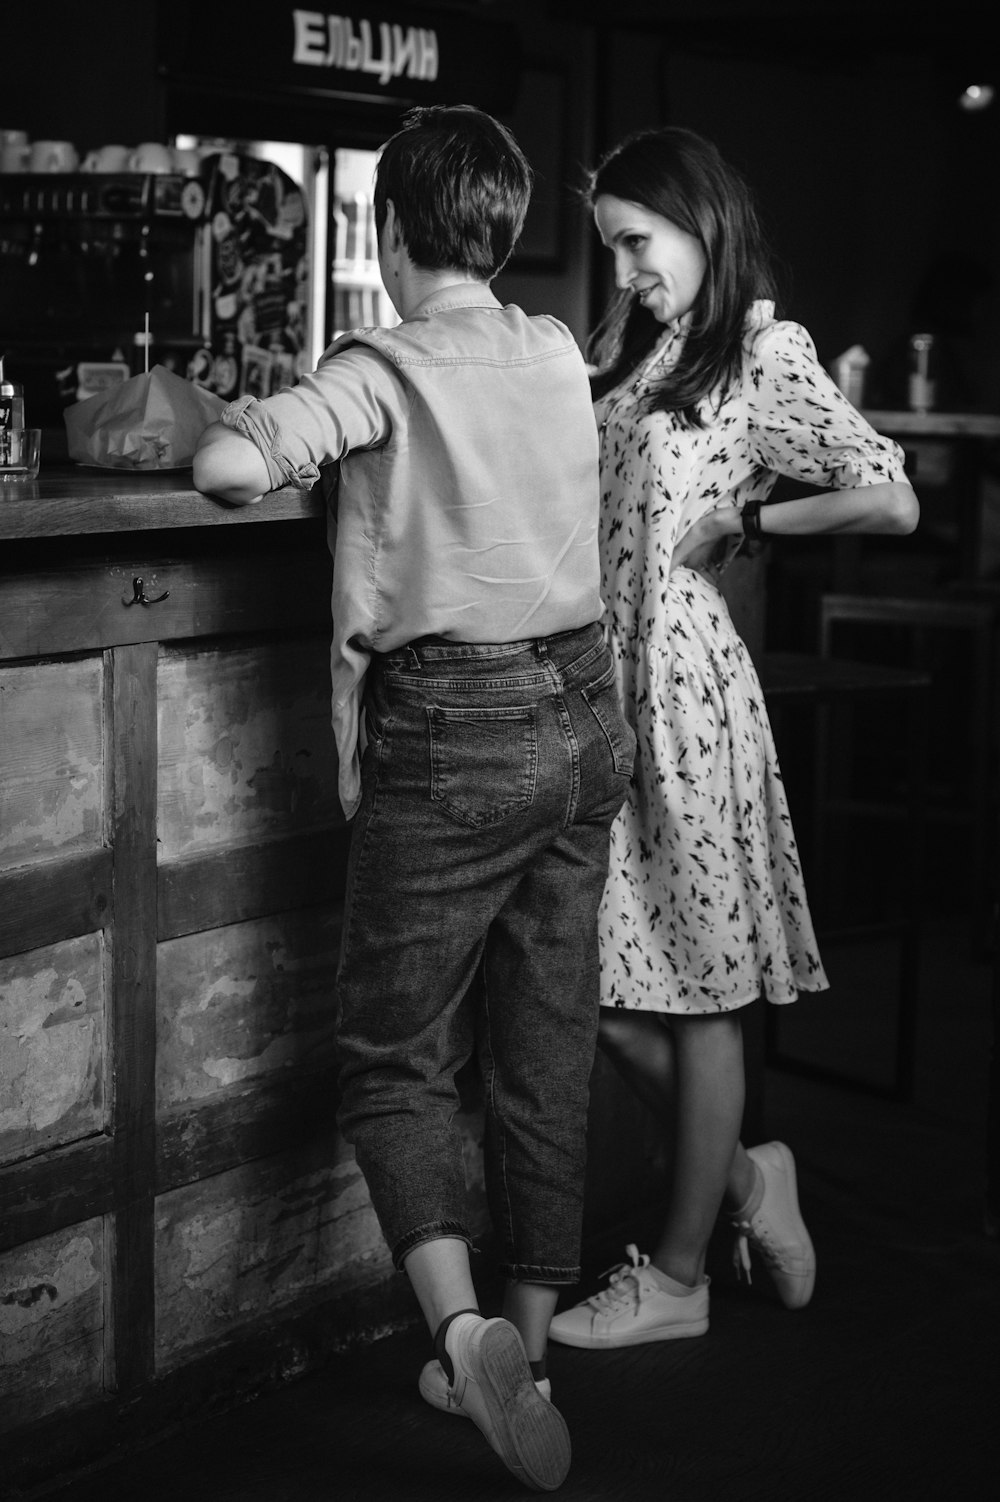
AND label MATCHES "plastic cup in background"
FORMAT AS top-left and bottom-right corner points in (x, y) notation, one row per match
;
(126, 143), (173, 174)
(0, 429), (41, 480)
(28, 139), (79, 172)
(82, 144), (130, 173)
